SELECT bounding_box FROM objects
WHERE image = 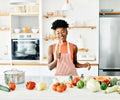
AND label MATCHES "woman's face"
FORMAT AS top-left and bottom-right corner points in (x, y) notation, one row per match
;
(55, 27), (67, 42)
